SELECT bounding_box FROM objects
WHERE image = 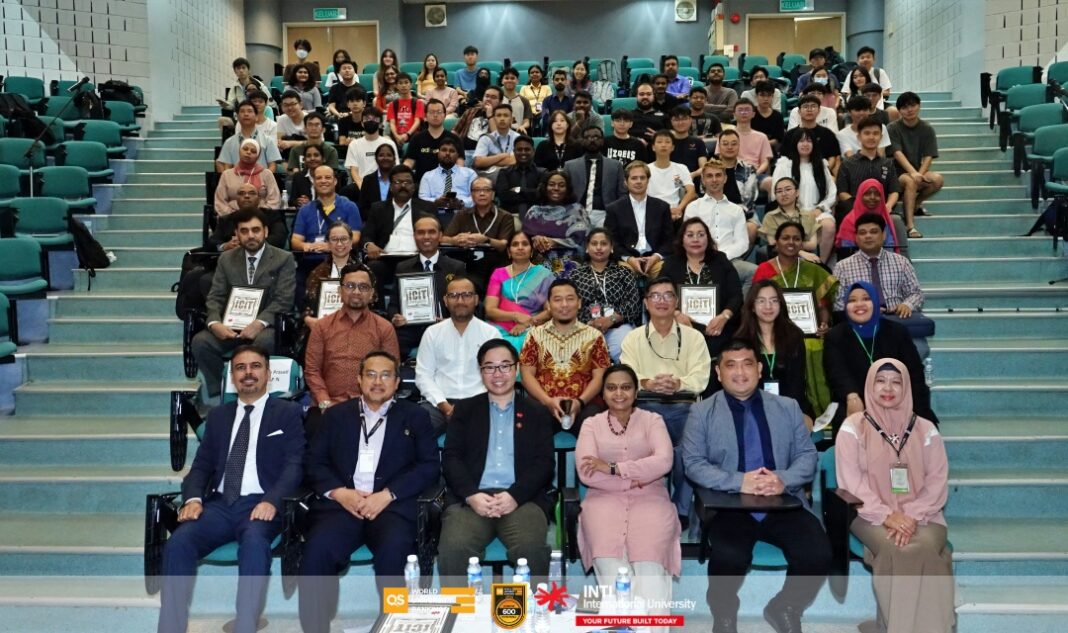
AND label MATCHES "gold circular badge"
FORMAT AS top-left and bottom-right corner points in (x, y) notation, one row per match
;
(494, 597), (523, 628)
